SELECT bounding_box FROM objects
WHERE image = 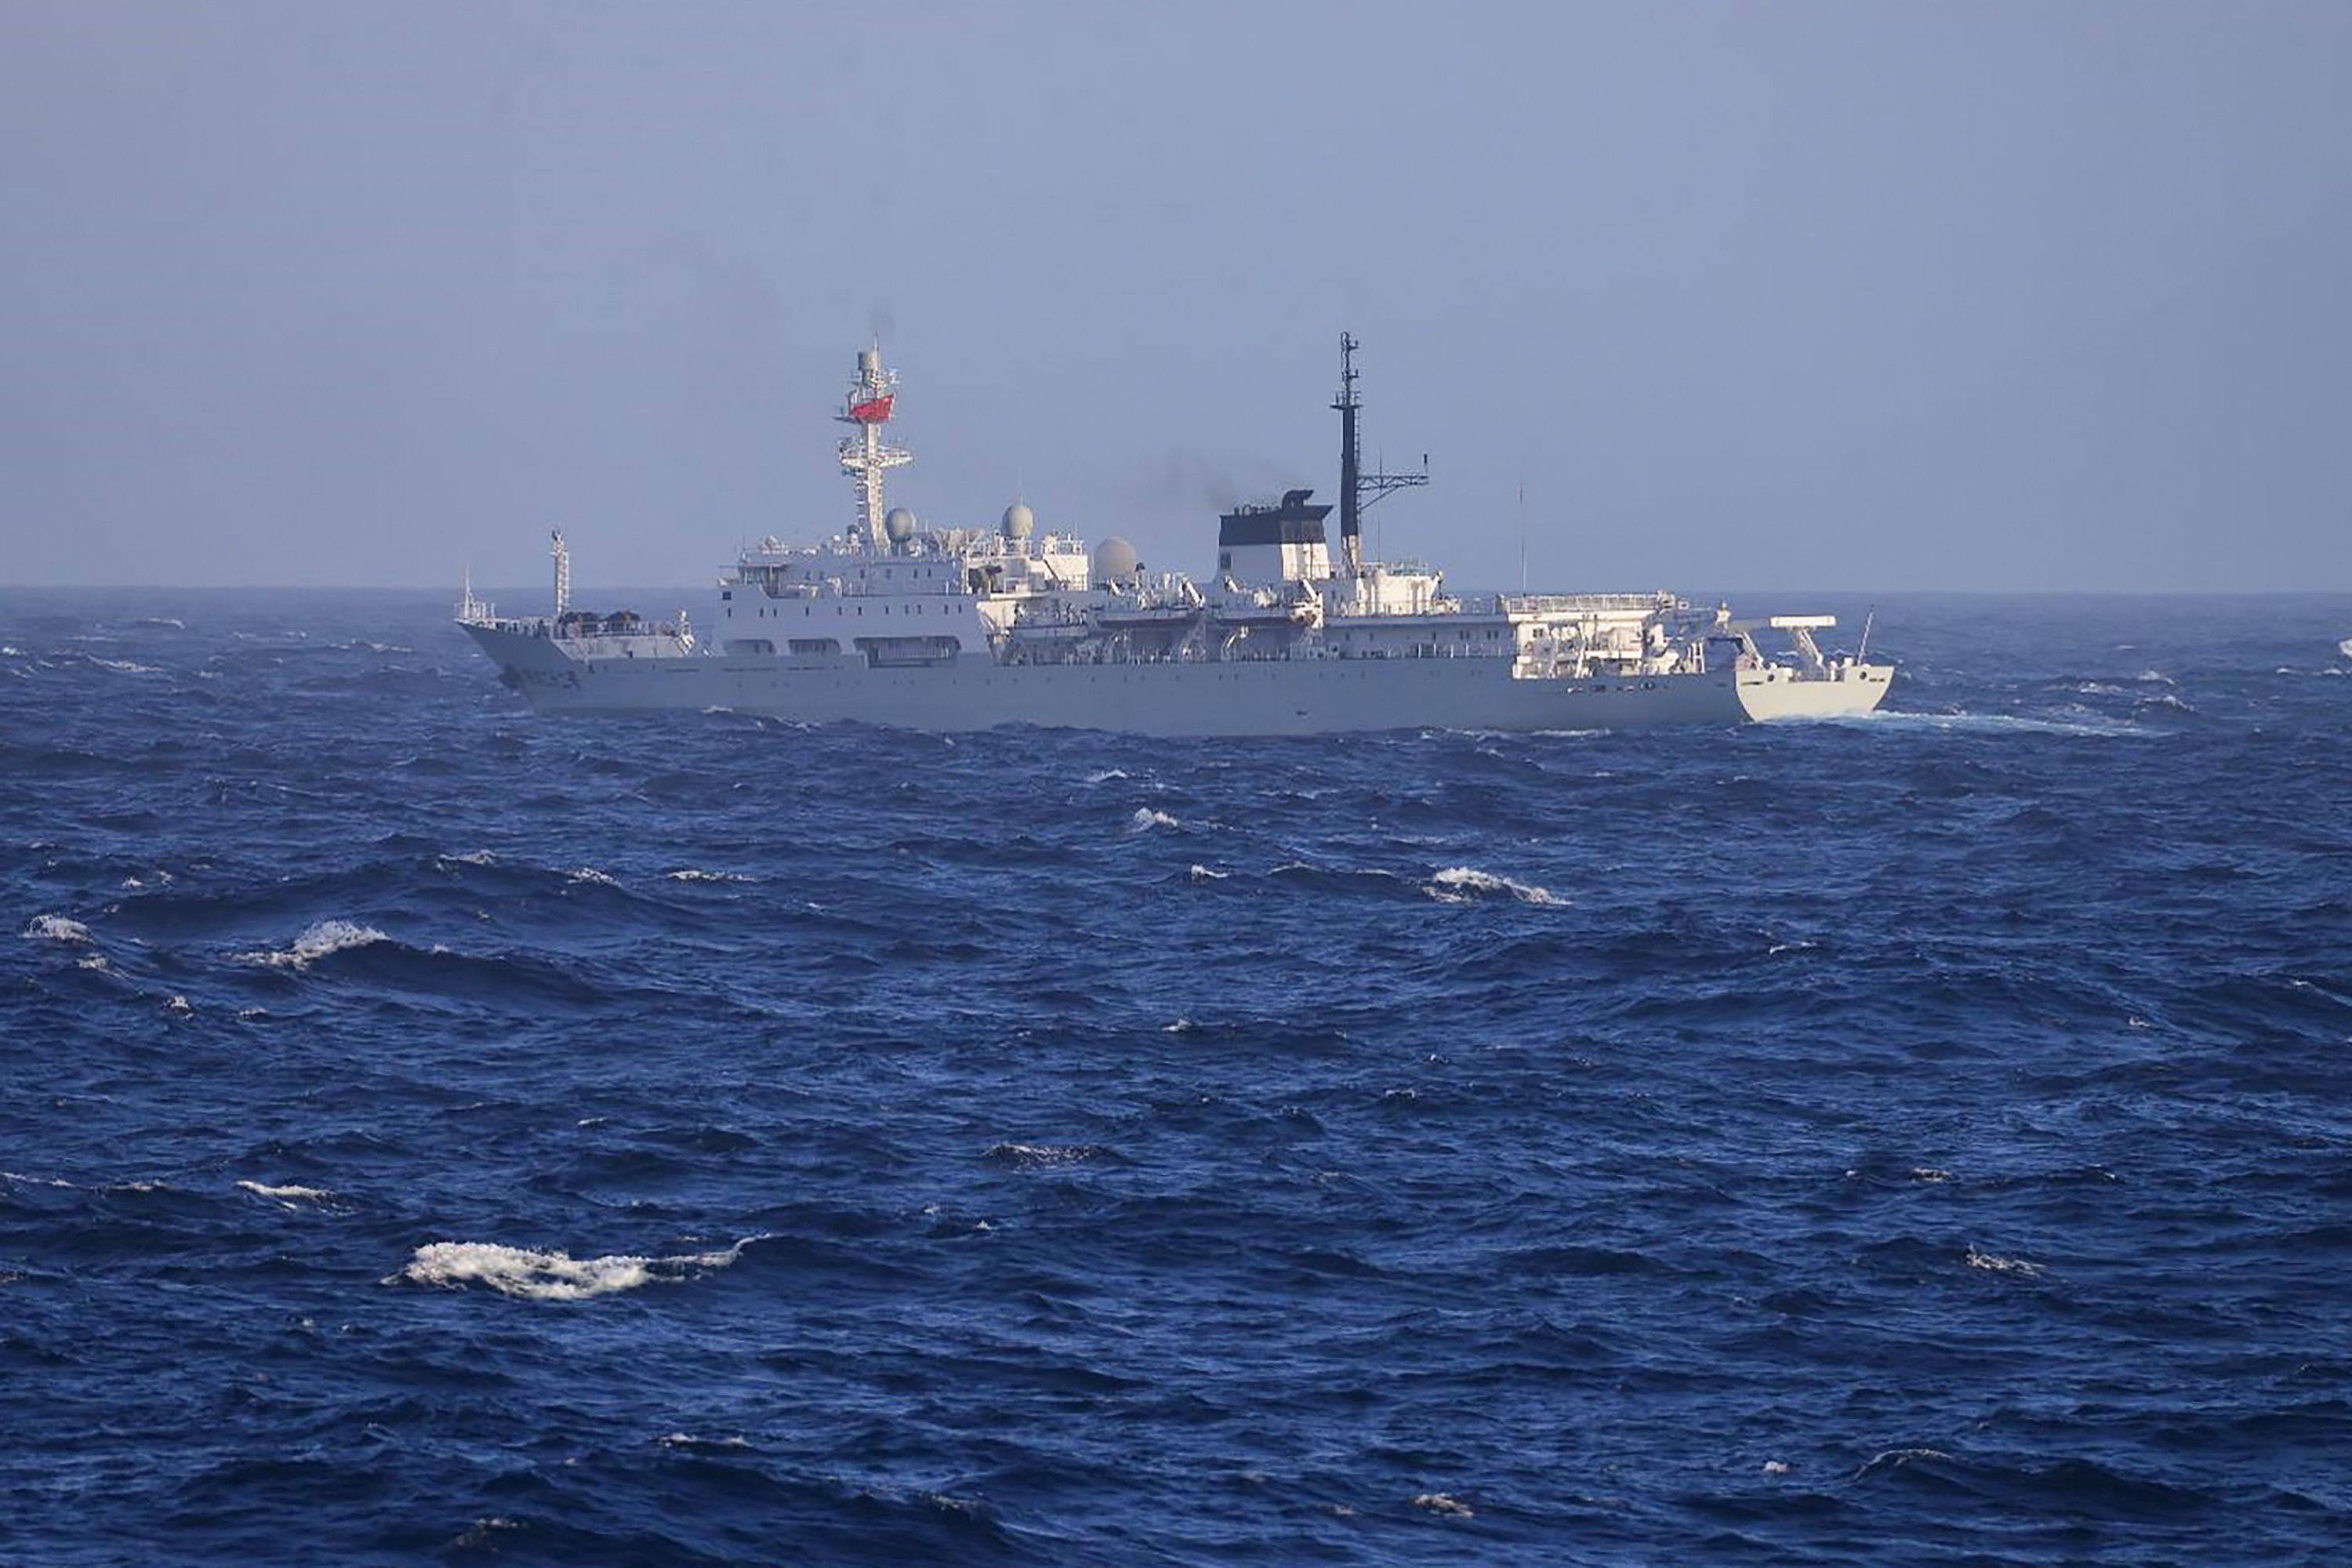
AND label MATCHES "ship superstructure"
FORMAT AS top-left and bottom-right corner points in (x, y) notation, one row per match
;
(459, 339), (1893, 732)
